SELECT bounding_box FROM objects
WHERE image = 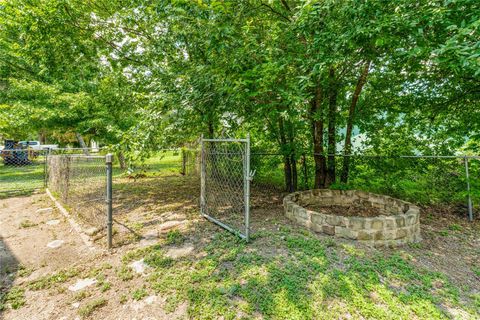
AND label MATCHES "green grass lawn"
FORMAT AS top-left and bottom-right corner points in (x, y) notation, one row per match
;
(0, 161), (45, 198)
(119, 228), (479, 319)
(139, 150), (183, 175)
